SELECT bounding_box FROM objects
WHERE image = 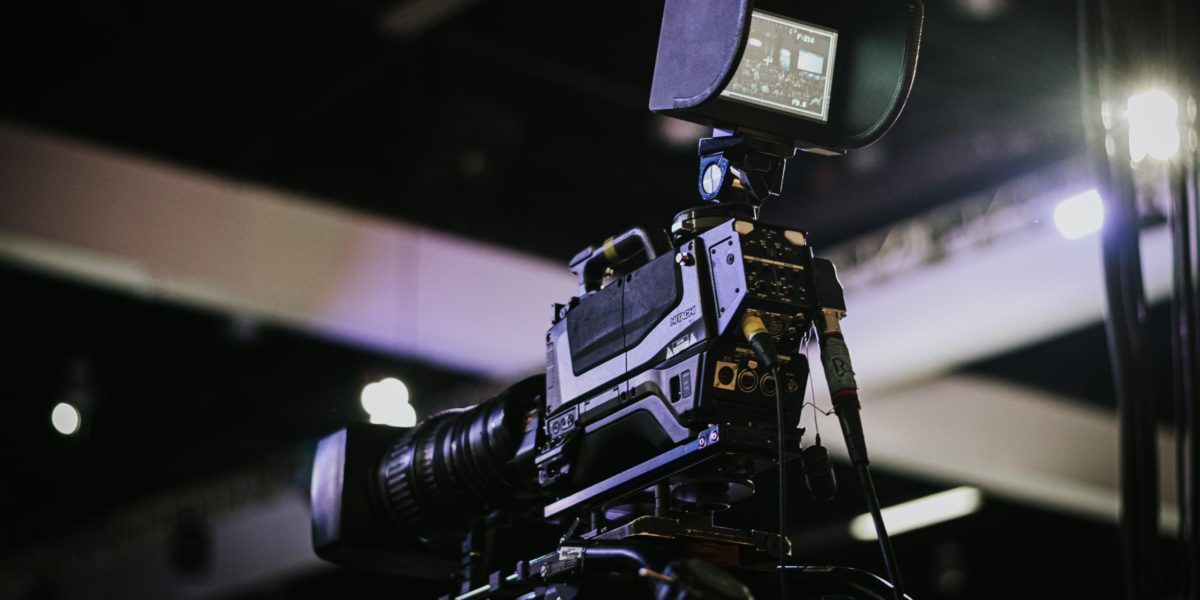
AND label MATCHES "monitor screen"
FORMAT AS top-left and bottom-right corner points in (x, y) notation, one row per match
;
(719, 11), (839, 122)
